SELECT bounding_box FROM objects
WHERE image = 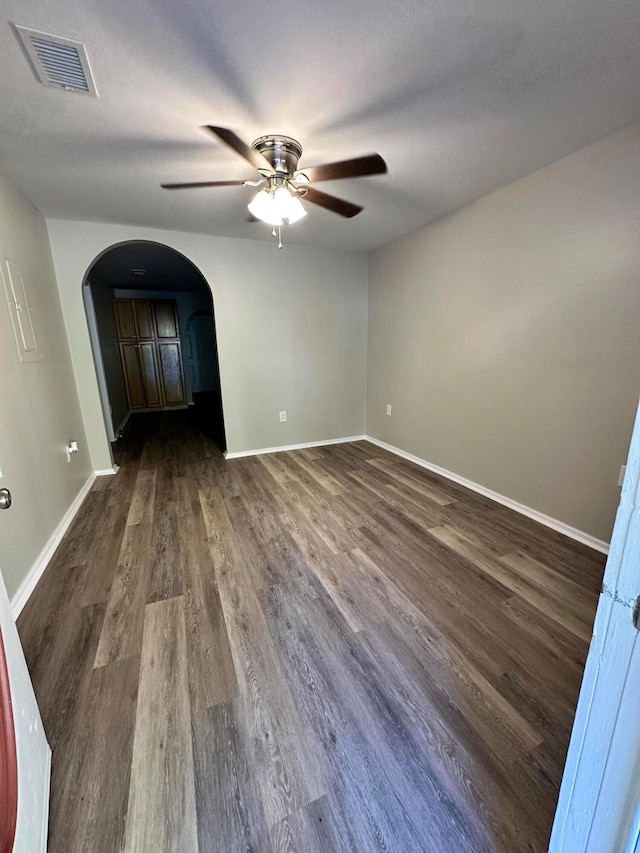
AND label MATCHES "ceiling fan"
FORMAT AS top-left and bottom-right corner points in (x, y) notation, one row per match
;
(161, 126), (387, 247)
